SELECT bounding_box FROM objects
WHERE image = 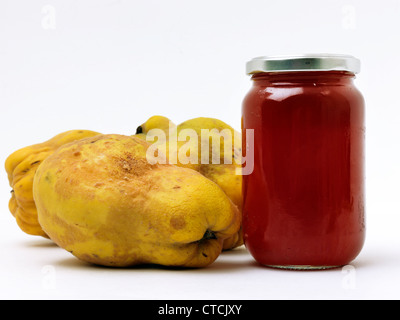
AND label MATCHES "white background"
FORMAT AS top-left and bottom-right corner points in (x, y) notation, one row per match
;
(0, 0), (399, 300)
